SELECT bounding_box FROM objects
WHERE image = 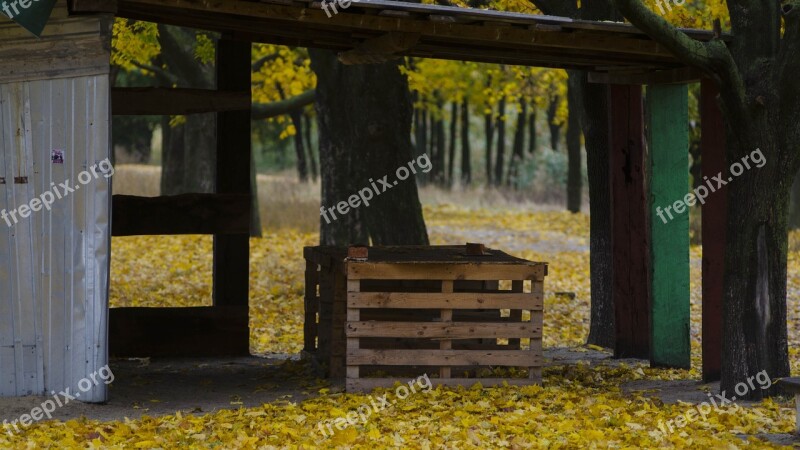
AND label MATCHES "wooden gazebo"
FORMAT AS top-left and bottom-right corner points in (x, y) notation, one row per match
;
(0, 0), (728, 401)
